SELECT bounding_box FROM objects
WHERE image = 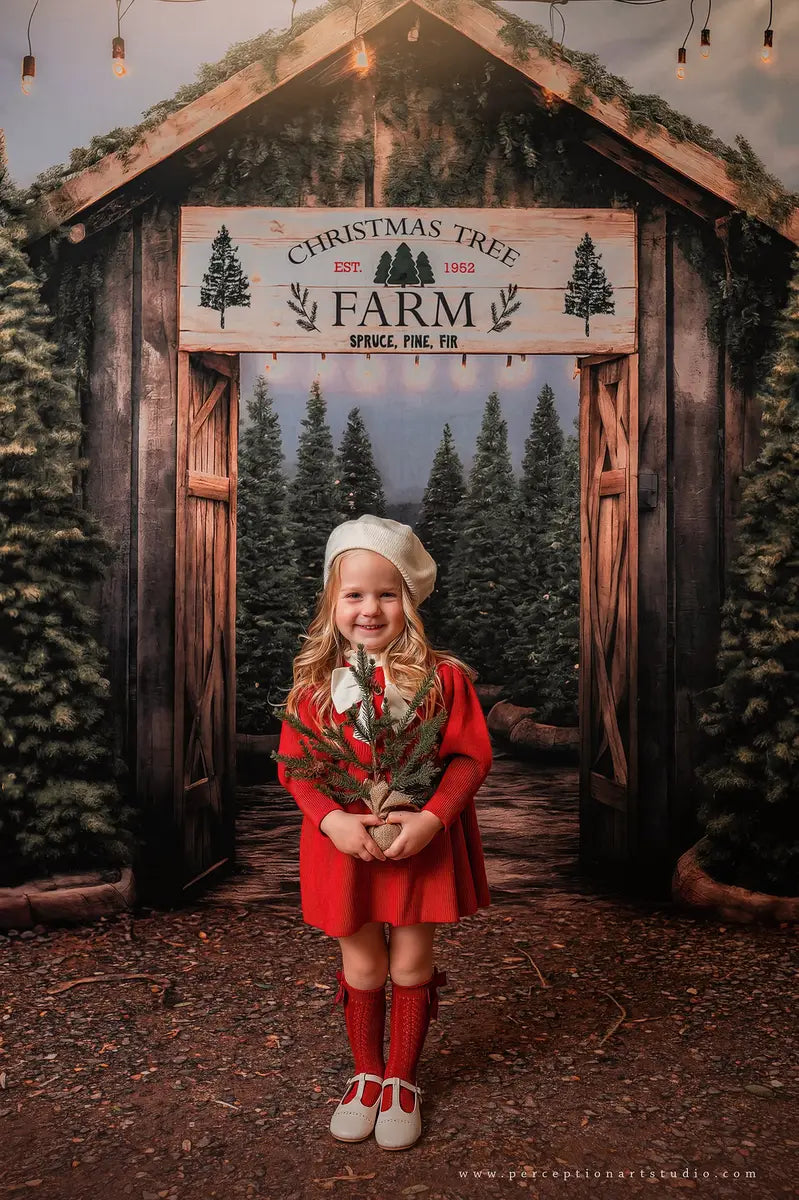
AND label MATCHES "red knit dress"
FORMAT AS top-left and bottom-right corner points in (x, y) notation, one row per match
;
(276, 660), (493, 937)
